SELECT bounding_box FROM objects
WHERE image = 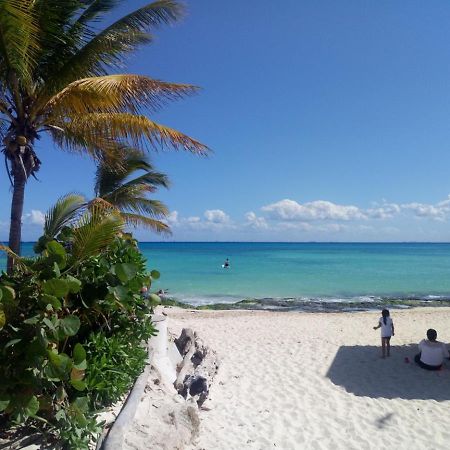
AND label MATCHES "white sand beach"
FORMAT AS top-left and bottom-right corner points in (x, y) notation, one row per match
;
(164, 307), (450, 450)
